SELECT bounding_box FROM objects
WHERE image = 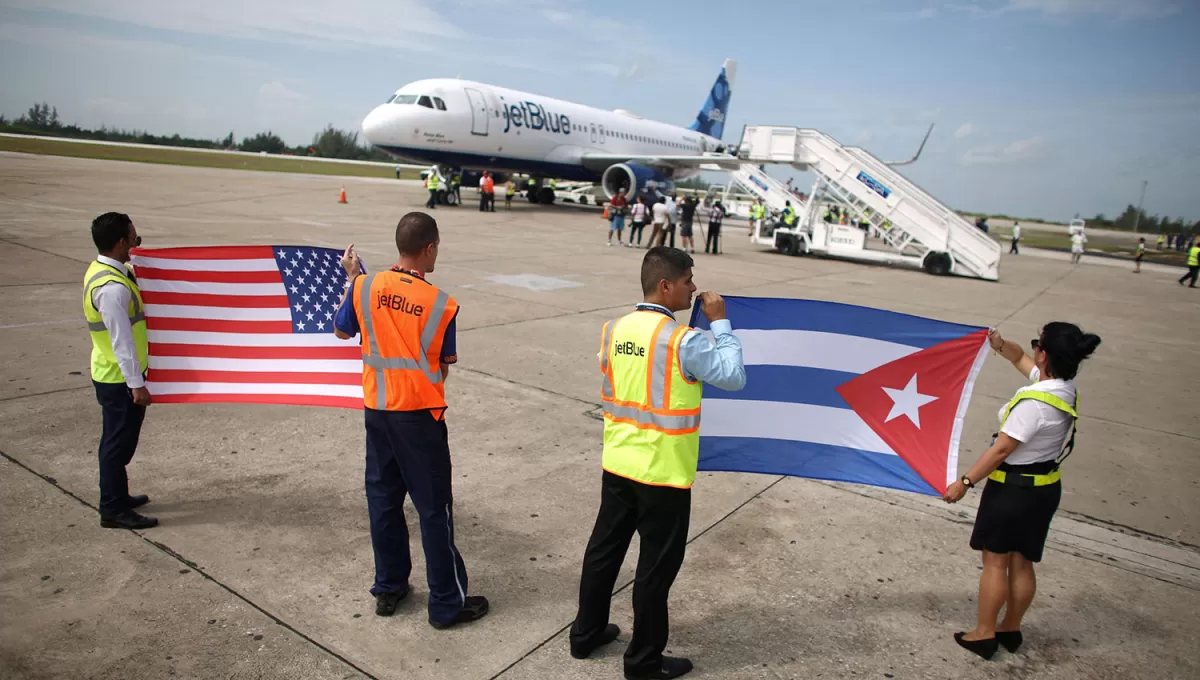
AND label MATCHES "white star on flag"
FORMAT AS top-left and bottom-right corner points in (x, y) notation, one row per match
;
(881, 375), (938, 428)
(277, 249), (287, 258)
